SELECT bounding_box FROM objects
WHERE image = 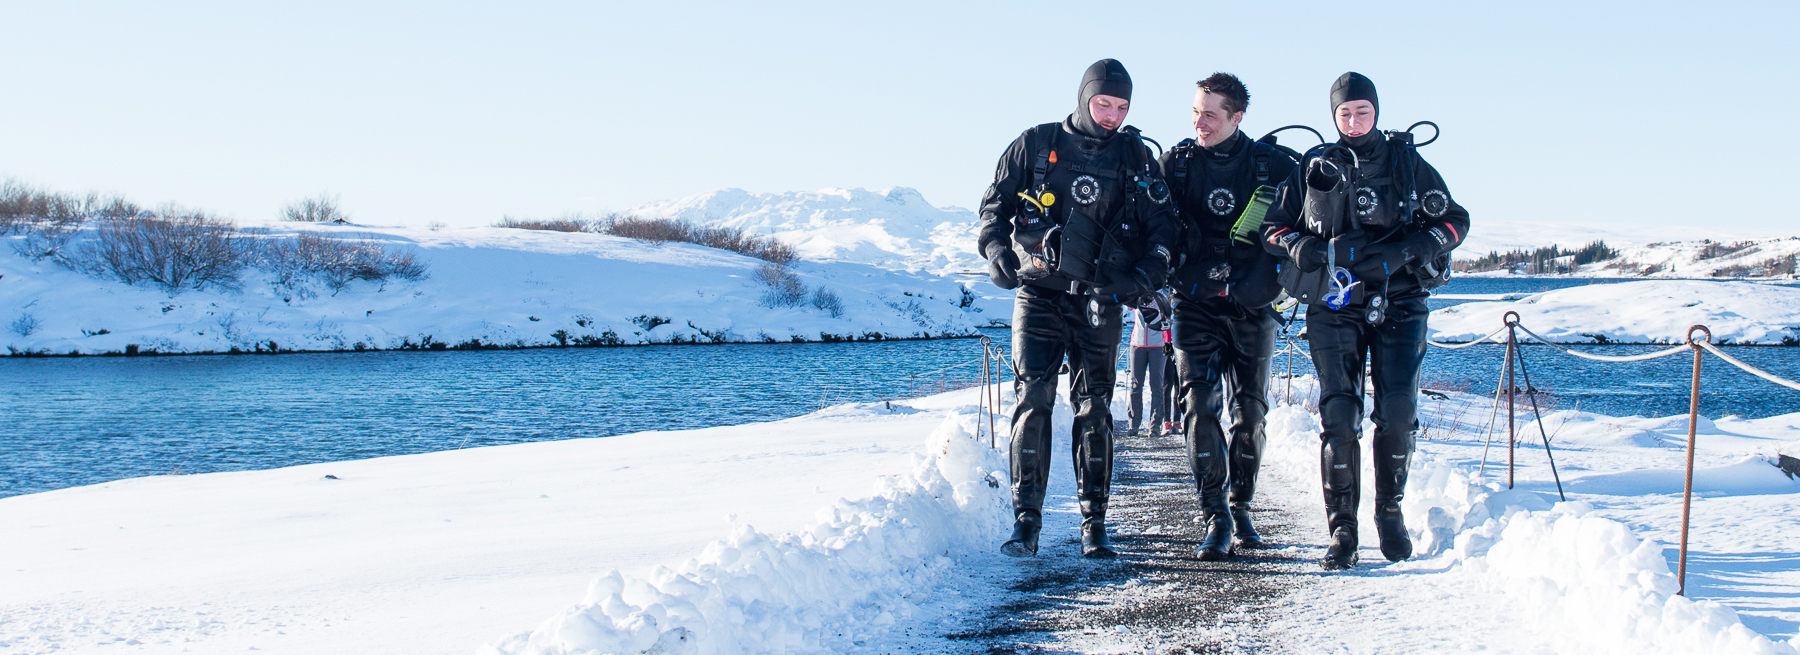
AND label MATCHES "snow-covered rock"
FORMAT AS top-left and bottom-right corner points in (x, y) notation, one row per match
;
(1429, 280), (1800, 344)
(629, 187), (984, 275)
(1, 221), (988, 355)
